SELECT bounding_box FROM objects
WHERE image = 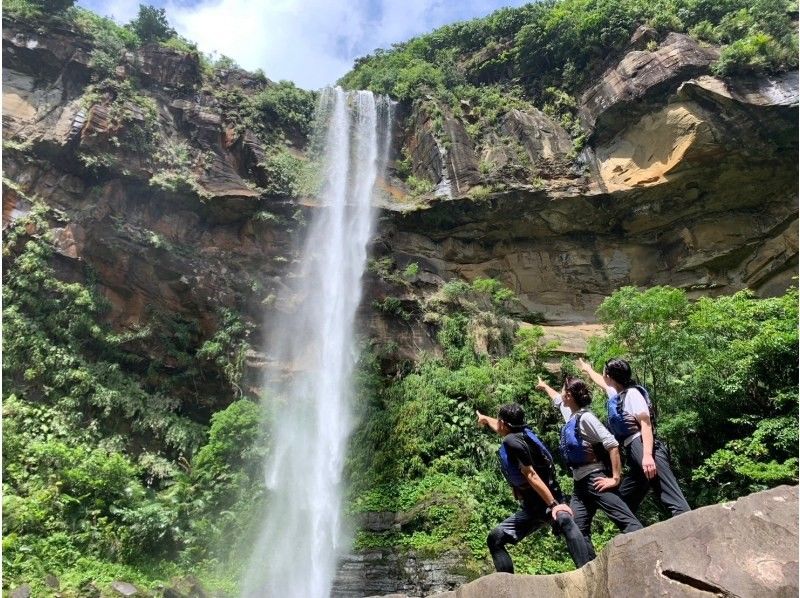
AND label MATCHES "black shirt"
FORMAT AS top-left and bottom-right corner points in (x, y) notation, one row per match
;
(502, 431), (560, 506)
